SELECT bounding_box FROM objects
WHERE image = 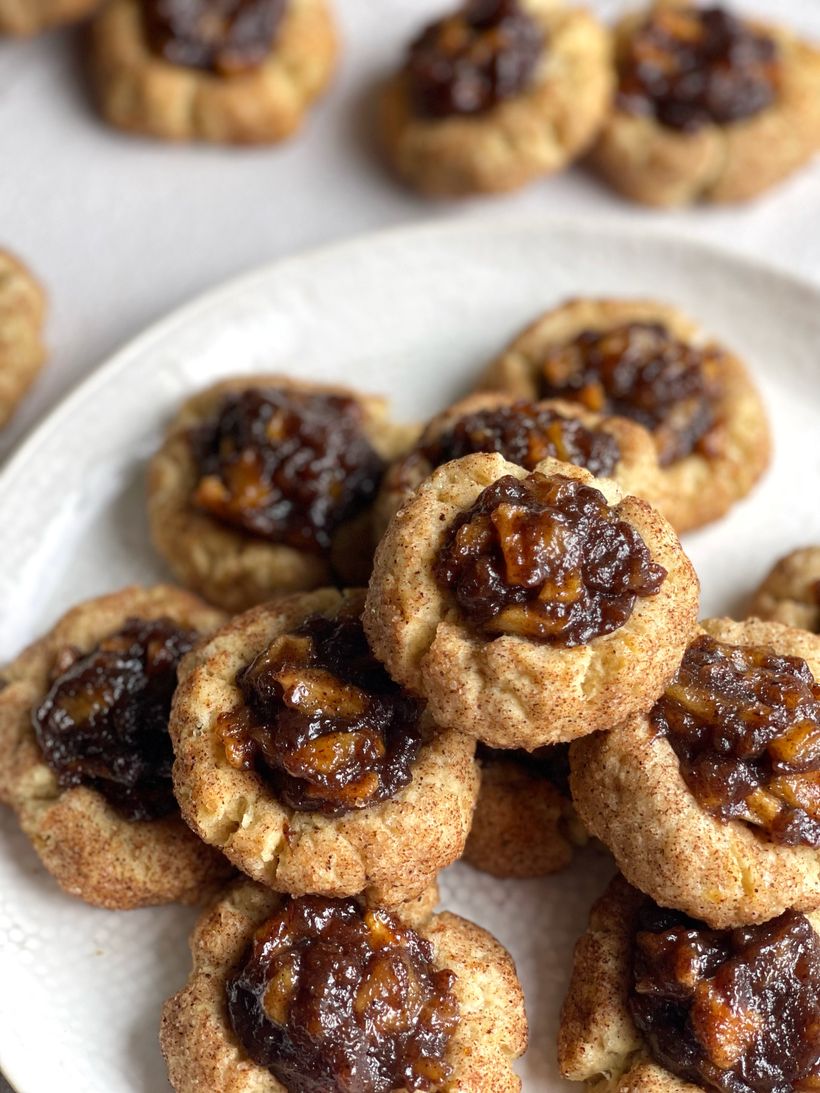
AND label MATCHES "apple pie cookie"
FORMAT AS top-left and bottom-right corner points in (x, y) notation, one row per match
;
(480, 297), (771, 532)
(379, 0), (612, 197)
(90, 0), (338, 144)
(168, 589), (479, 908)
(0, 585), (230, 909)
(365, 453), (698, 750)
(148, 375), (414, 612)
(590, 0), (820, 206)
(571, 617), (820, 928)
(559, 875), (820, 1093)
(161, 878), (528, 1092)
